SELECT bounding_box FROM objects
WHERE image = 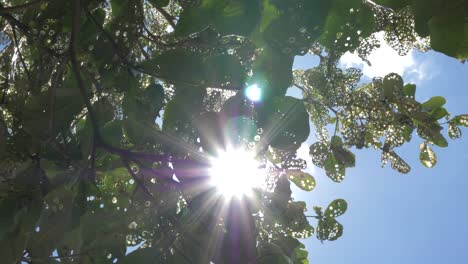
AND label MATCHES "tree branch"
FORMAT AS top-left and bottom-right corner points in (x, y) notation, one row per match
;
(70, 0), (101, 140)
(11, 26), (31, 82)
(154, 6), (176, 29)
